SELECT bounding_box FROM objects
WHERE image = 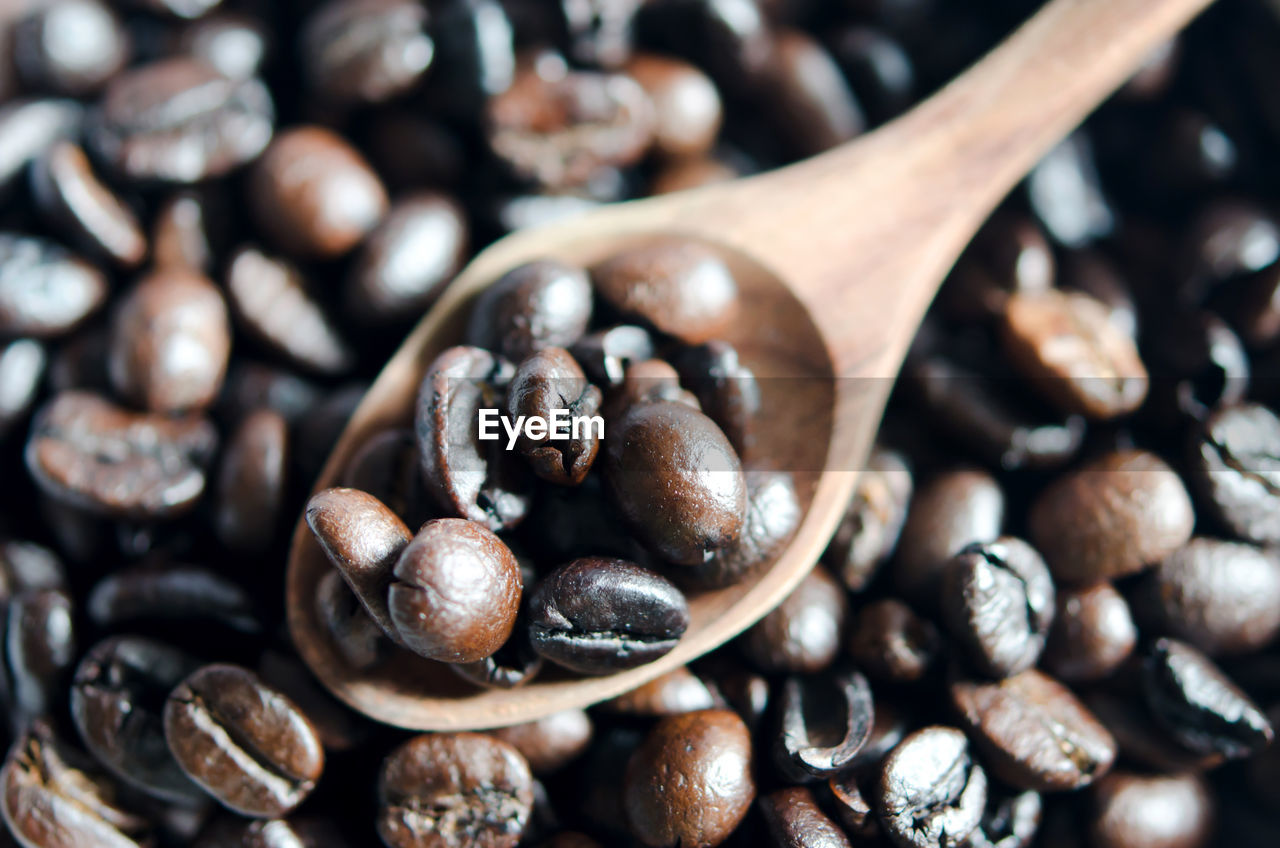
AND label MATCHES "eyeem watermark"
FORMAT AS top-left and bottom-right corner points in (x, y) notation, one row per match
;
(478, 408), (605, 449)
